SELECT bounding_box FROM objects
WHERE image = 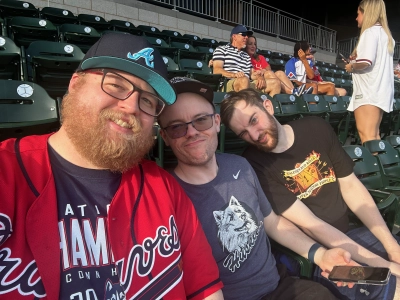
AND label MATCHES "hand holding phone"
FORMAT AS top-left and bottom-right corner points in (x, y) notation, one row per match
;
(328, 266), (391, 285)
(339, 53), (350, 64)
